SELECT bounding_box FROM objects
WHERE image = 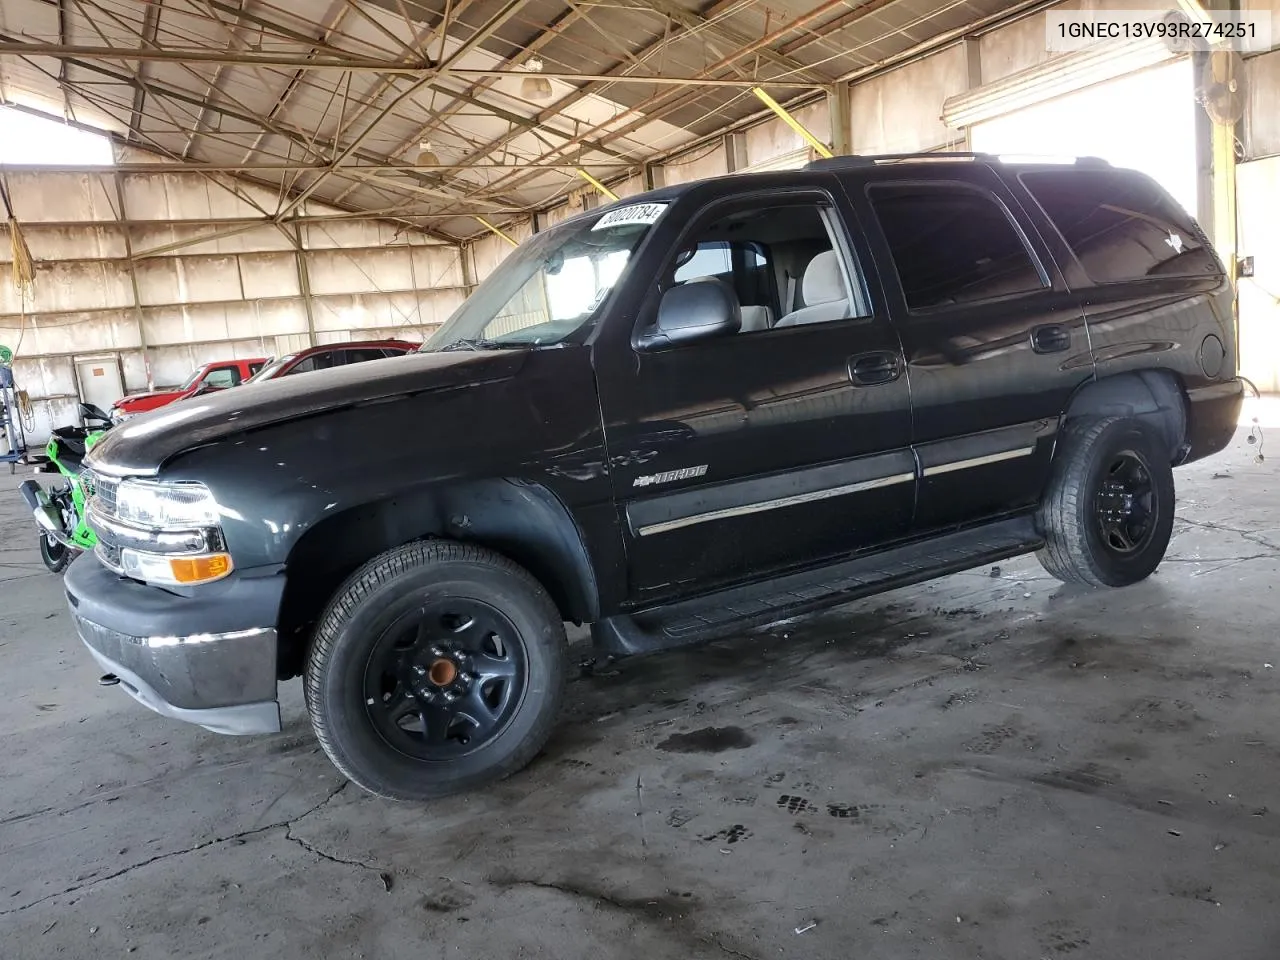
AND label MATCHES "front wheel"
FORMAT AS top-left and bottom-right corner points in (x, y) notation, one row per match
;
(1036, 416), (1175, 587)
(39, 532), (73, 574)
(305, 541), (567, 801)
